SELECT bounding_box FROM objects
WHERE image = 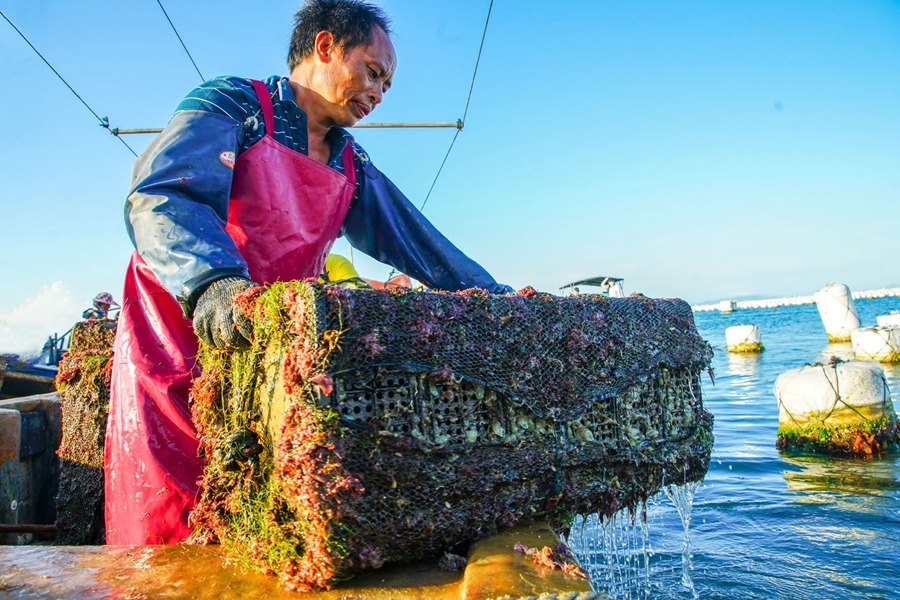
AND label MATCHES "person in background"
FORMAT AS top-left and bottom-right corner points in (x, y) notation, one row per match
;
(106, 0), (511, 545)
(319, 253), (371, 289)
(81, 292), (119, 320)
